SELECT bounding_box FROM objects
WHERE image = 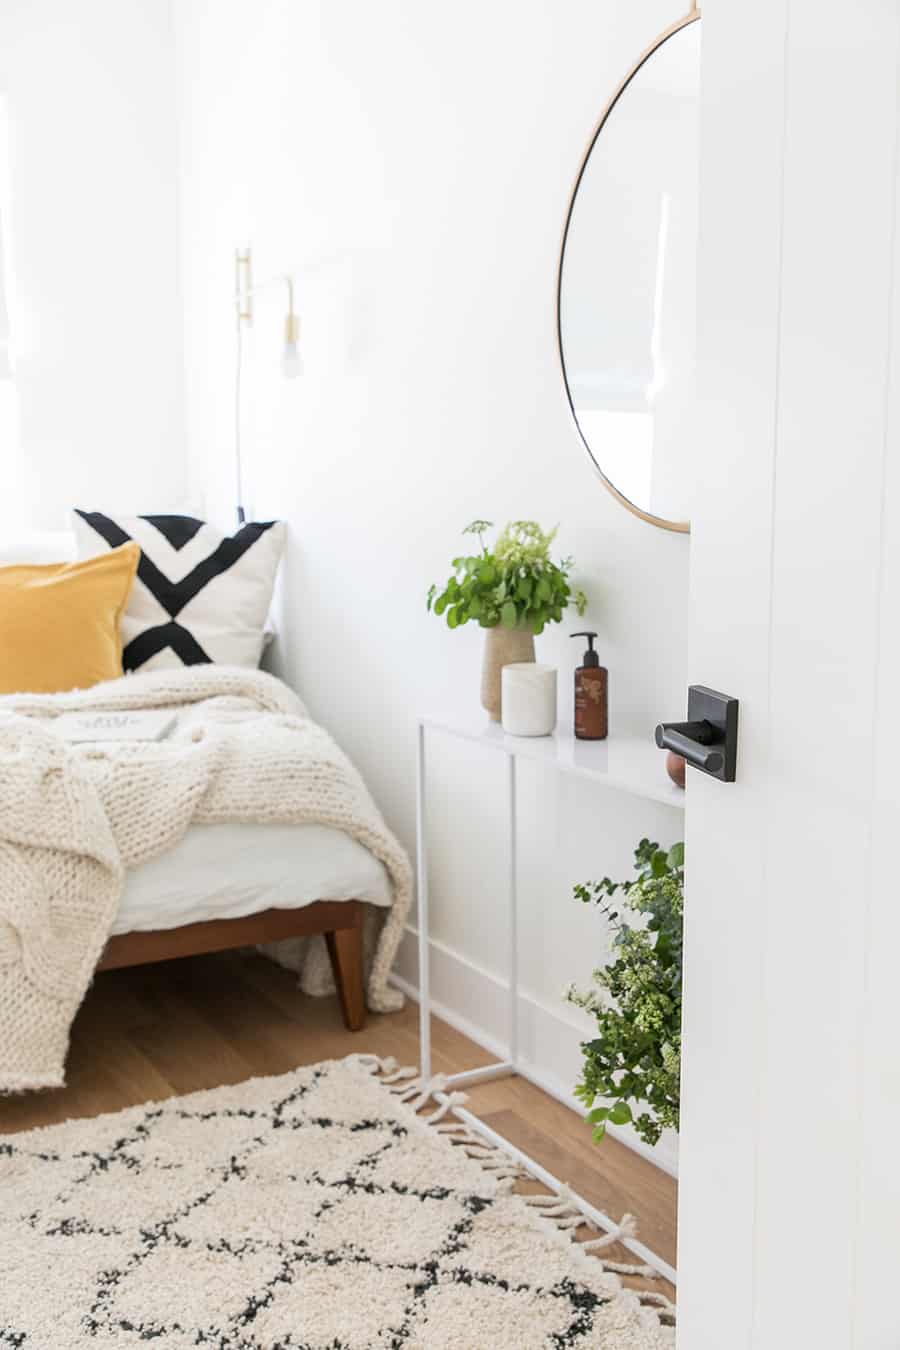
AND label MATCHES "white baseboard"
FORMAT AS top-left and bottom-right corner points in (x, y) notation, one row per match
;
(391, 925), (679, 1178)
